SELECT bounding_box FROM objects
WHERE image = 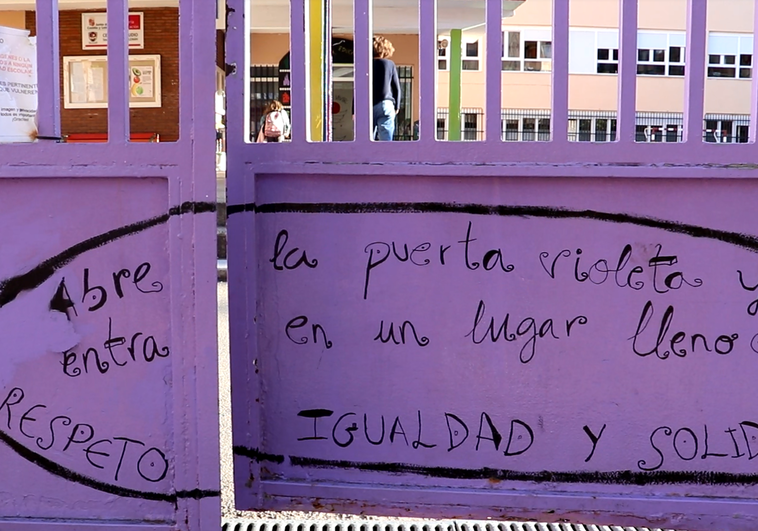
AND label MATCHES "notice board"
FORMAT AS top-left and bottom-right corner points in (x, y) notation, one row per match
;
(231, 172), (758, 531)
